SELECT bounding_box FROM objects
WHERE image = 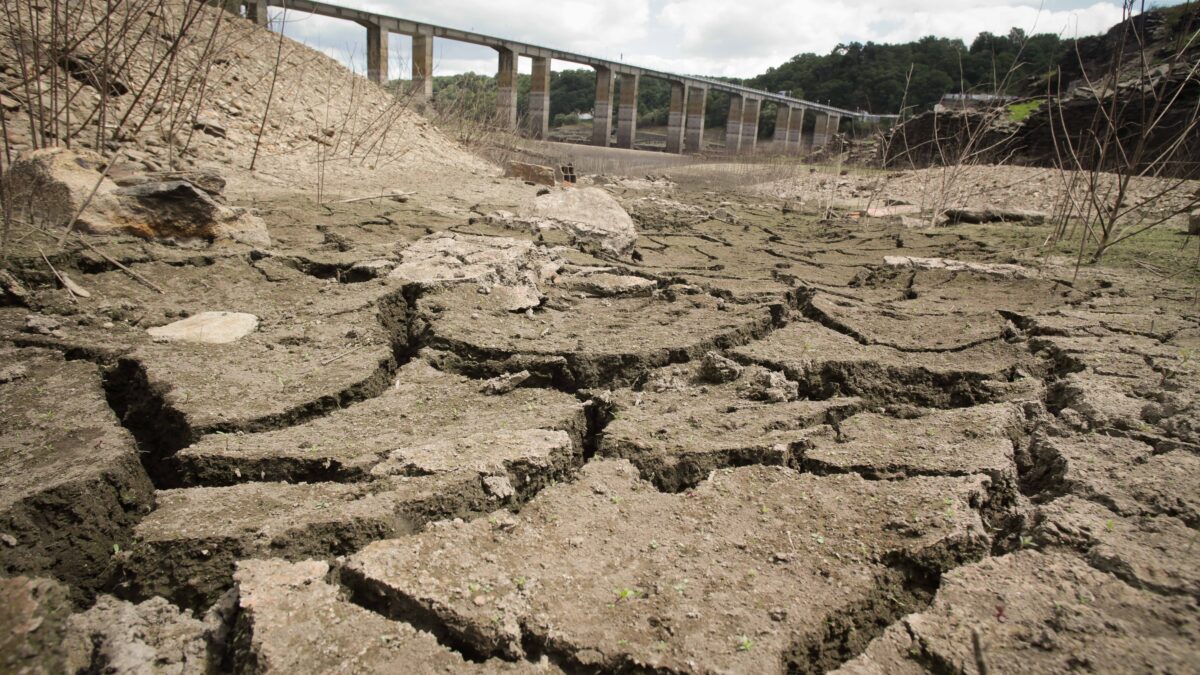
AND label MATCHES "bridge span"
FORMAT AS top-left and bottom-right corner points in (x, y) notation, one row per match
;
(227, 0), (886, 154)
